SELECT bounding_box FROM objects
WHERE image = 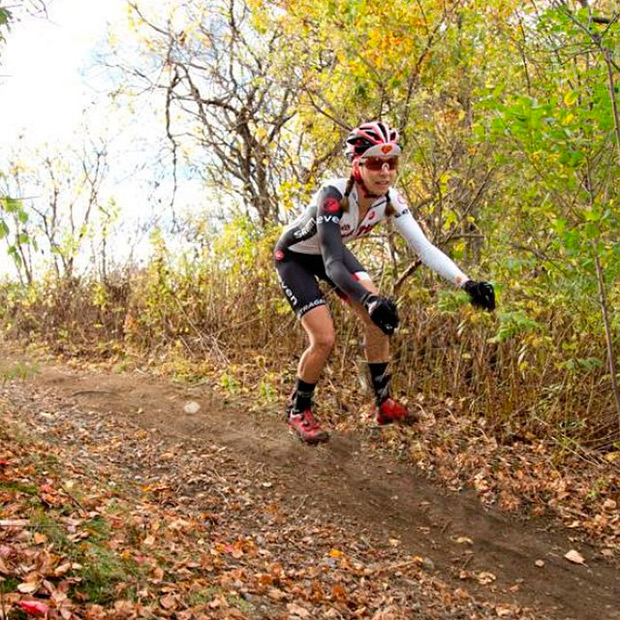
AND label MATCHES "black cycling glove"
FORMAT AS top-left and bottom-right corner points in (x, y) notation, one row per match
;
(364, 295), (399, 335)
(463, 280), (496, 311)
